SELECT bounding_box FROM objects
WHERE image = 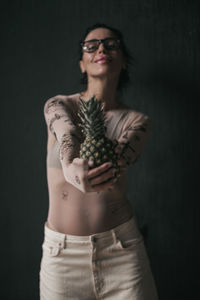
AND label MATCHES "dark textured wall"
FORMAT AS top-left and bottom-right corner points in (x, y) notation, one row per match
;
(1, 1), (199, 299)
